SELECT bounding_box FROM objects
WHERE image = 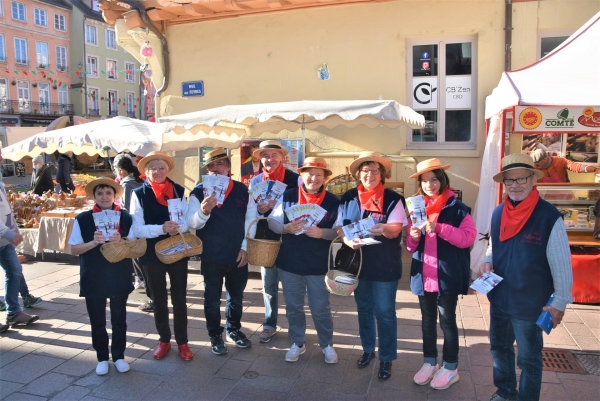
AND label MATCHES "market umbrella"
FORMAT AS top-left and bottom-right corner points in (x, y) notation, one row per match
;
(159, 100), (426, 136)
